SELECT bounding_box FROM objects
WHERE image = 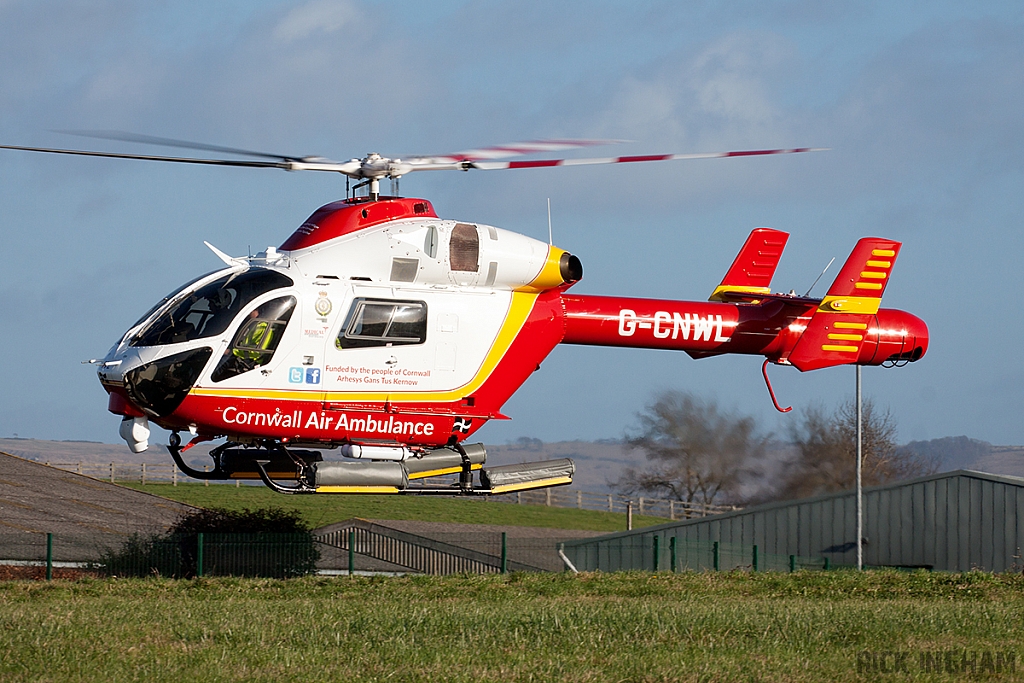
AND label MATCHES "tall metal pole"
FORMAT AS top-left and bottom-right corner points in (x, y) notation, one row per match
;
(856, 365), (863, 571)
